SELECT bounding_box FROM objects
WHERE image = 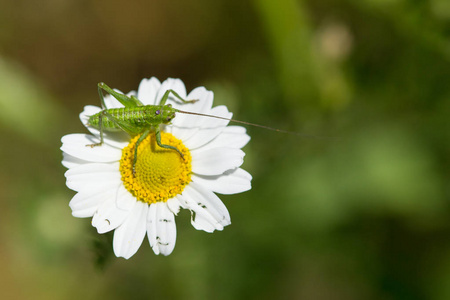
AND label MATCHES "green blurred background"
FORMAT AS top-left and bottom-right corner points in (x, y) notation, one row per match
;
(1, 0), (450, 299)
